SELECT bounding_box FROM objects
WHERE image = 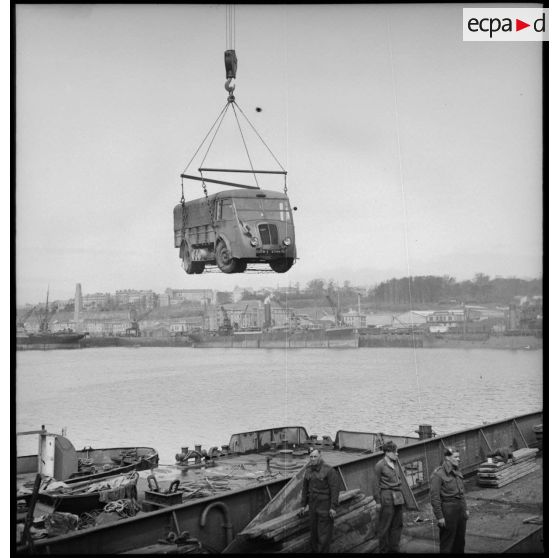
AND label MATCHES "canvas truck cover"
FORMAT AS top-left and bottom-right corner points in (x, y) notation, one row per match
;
(174, 198), (213, 247)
